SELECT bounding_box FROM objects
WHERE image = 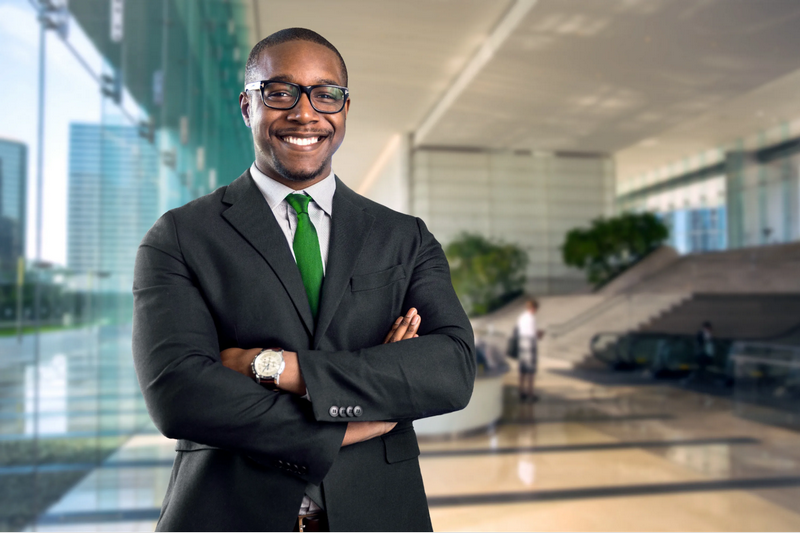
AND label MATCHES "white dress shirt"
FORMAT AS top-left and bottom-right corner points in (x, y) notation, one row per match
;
(249, 162), (335, 515)
(517, 310), (537, 339)
(249, 162), (334, 274)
